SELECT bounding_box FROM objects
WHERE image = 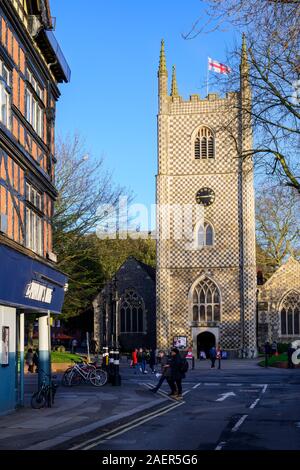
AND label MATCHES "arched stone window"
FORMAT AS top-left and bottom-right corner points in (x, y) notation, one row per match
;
(196, 221), (214, 247)
(194, 127), (215, 159)
(280, 291), (300, 336)
(192, 278), (221, 323)
(120, 289), (145, 334)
